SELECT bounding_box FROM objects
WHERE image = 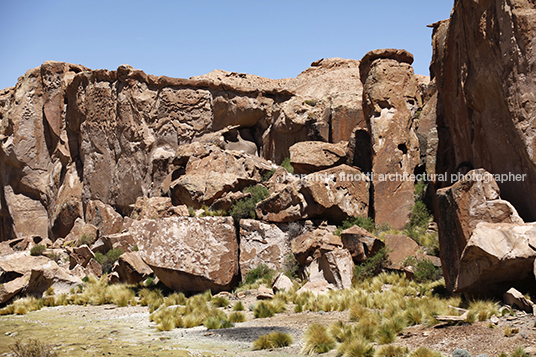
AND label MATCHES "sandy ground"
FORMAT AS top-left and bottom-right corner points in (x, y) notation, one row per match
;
(0, 301), (535, 357)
